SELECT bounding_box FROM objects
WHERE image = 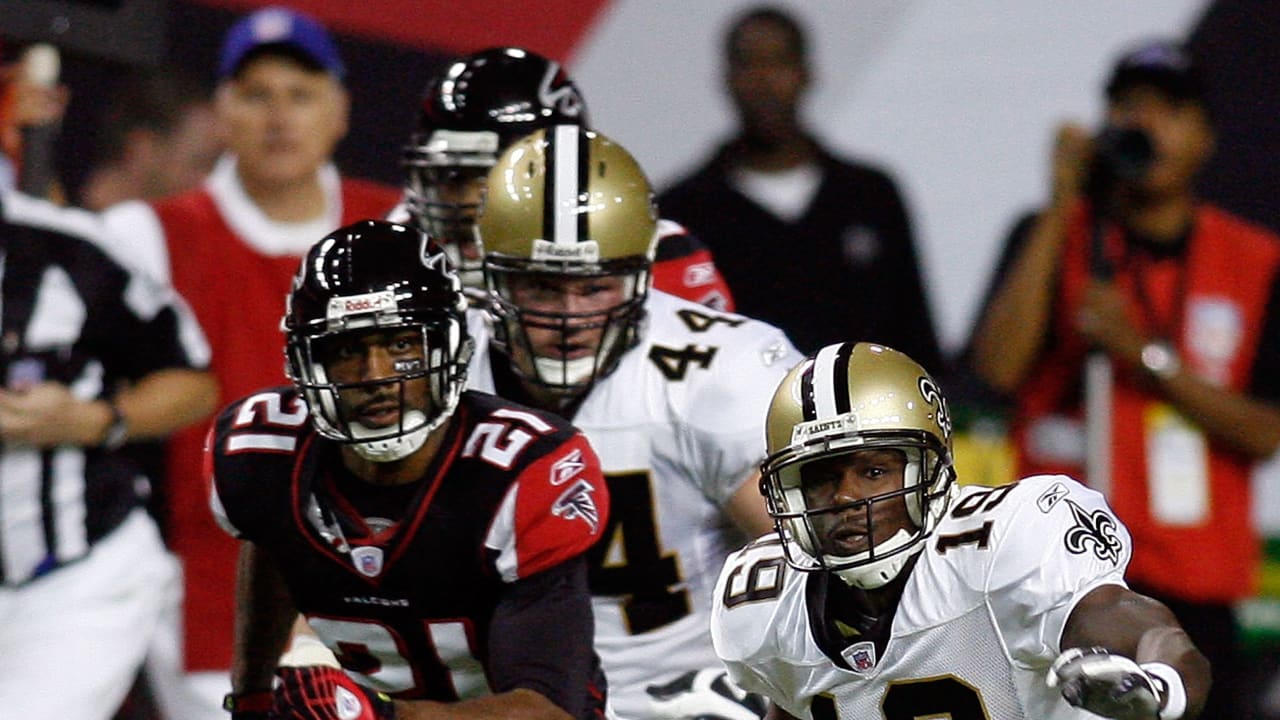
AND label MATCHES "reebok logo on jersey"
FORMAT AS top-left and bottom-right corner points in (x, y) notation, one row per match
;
(1062, 499), (1123, 565)
(552, 478), (600, 533)
(1036, 482), (1069, 513)
(760, 342), (788, 367)
(683, 261), (717, 287)
(550, 448), (585, 486)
